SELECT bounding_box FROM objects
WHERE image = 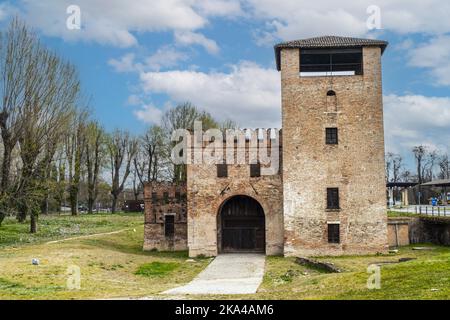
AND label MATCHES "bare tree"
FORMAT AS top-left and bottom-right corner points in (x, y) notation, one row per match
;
(413, 146), (427, 184)
(412, 145), (428, 204)
(423, 150), (438, 182)
(438, 153), (450, 180)
(162, 102), (218, 182)
(17, 53), (79, 232)
(85, 121), (104, 214)
(385, 152), (393, 183)
(107, 130), (138, 213)
(0, 18), (36, 225)
(65, 110), (88, 216)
